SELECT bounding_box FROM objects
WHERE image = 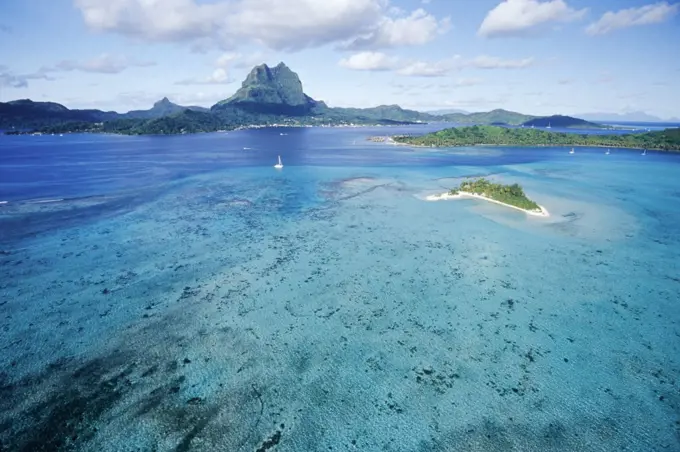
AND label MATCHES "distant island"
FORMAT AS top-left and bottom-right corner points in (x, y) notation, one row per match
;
(1, 61), (612, 136)
(426, 177), (548, 217)
(521, 114), (606, 129)
(390, 125), (680, 152)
